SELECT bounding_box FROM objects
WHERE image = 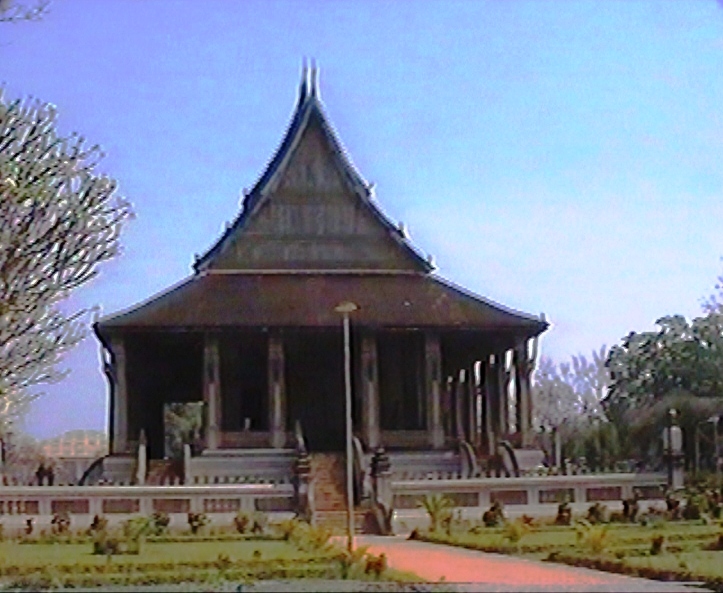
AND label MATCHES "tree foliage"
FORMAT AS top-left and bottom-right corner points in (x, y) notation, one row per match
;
(702, 259), (723, 316)
(628, 389), (723, 468)
(605, 314), (723, 412)
(0, 95), (132, 419)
